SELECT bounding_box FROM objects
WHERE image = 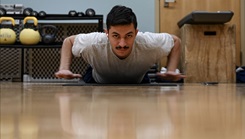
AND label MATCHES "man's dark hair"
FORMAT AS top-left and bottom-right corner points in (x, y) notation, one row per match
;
(106, 5), (138, 30)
